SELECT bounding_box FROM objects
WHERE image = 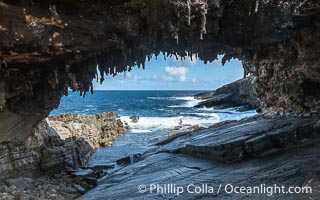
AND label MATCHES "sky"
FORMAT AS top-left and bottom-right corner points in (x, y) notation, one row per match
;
(93, 54), (243, 91)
